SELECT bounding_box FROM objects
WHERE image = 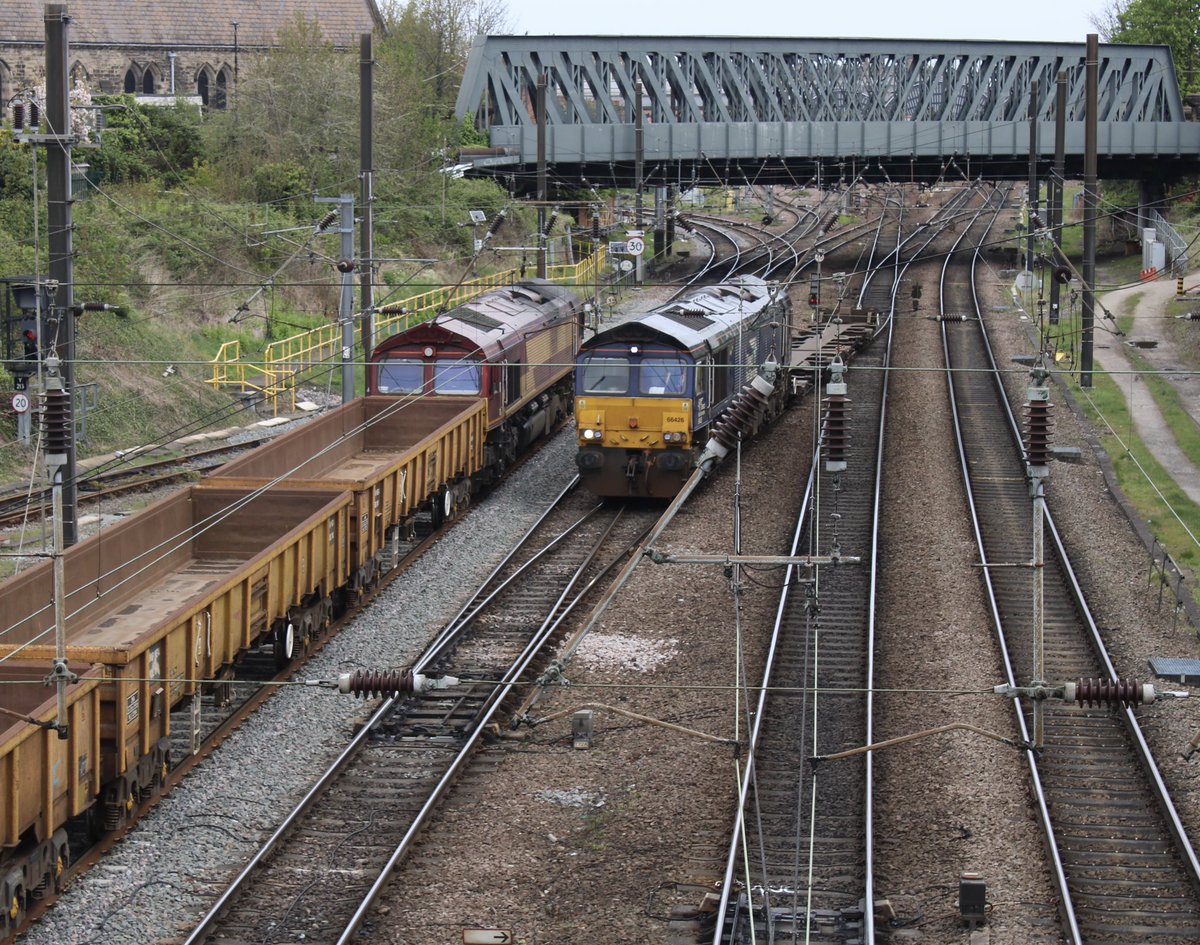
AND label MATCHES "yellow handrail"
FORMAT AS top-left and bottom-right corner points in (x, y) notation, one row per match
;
(208, 248), (608, 414)
(207, 340), (244, 389)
